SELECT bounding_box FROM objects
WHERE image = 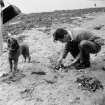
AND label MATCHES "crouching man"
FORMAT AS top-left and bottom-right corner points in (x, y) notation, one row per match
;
(53, 28), (102, 70)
